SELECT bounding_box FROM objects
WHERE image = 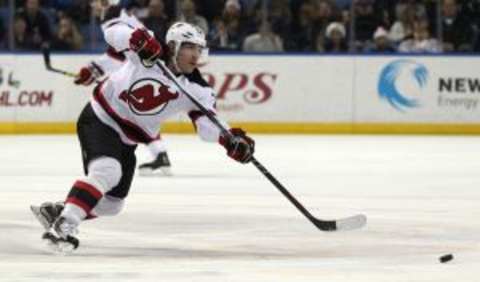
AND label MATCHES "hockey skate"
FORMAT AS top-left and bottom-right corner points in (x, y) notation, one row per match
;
(41, 230), (79, 254)
(39, 216), (80, 254)
(30, 201), (64, 231)
(30, 202), (79, 253)
(138, 151), (172, 176)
